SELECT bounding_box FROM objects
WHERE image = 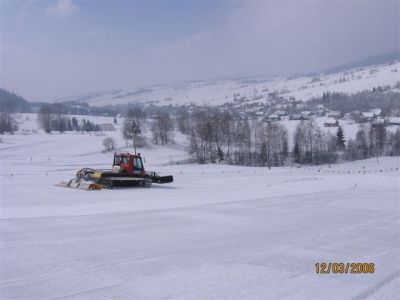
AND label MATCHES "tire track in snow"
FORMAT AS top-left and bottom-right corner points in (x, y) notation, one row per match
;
(353, 270), (400, 300)
(49, 283), (123, 300)
(0, 141), (51, 153)
(0, 255), (159, 290)
(0, 178), (358, 220)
